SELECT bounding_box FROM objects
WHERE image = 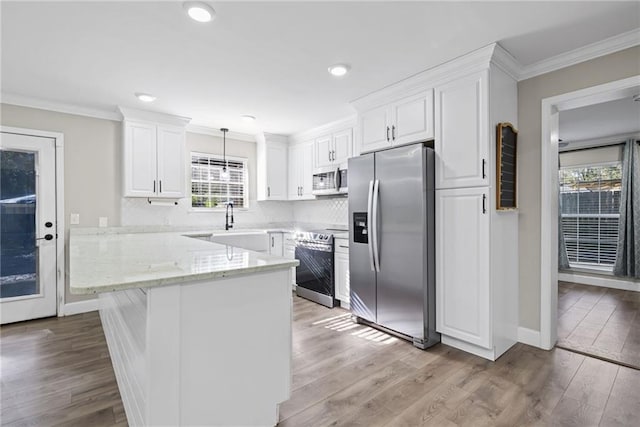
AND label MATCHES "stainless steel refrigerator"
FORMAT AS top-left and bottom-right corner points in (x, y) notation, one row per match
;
(348, 142), (439, 349)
